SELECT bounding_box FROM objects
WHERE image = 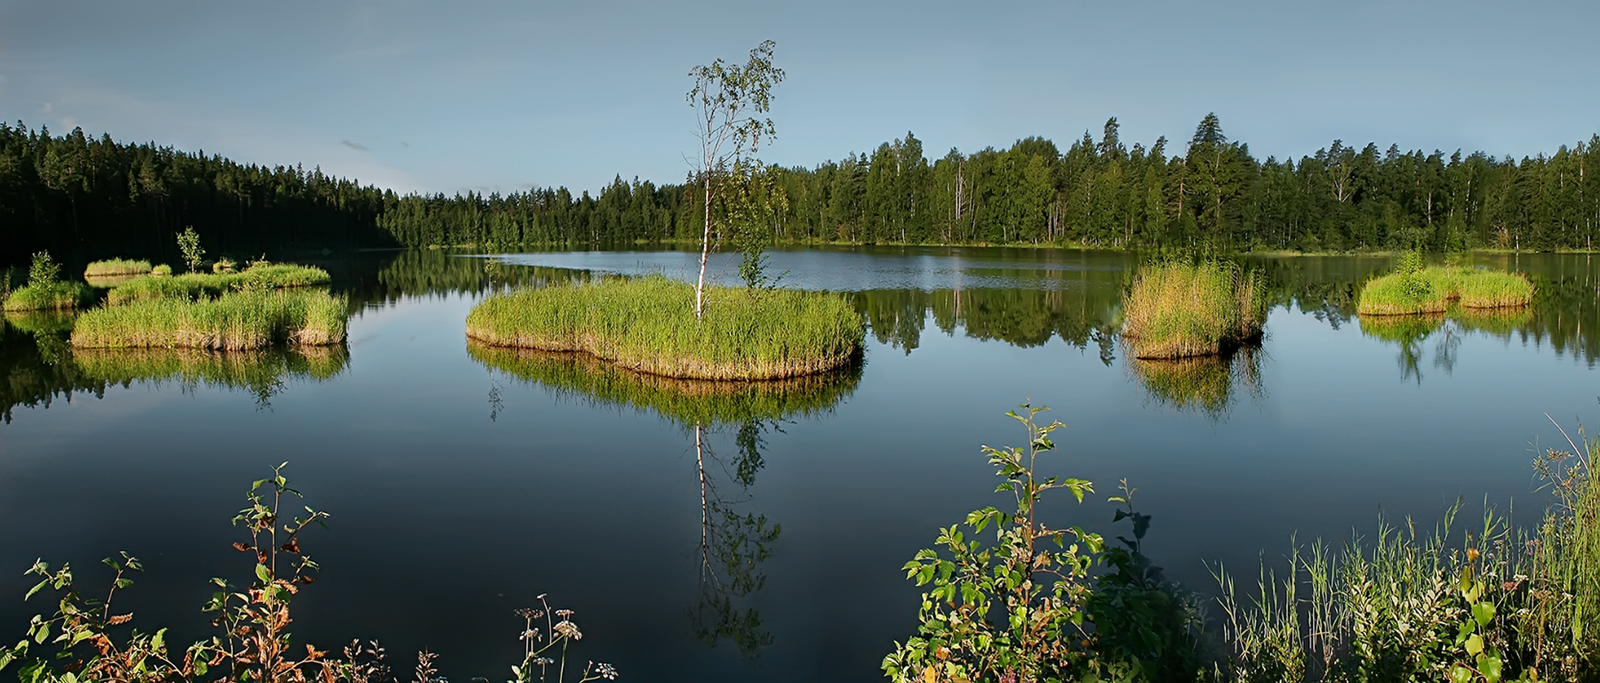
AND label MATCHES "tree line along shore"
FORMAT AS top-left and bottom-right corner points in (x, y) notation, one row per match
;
(6, 117), (1600, 269)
